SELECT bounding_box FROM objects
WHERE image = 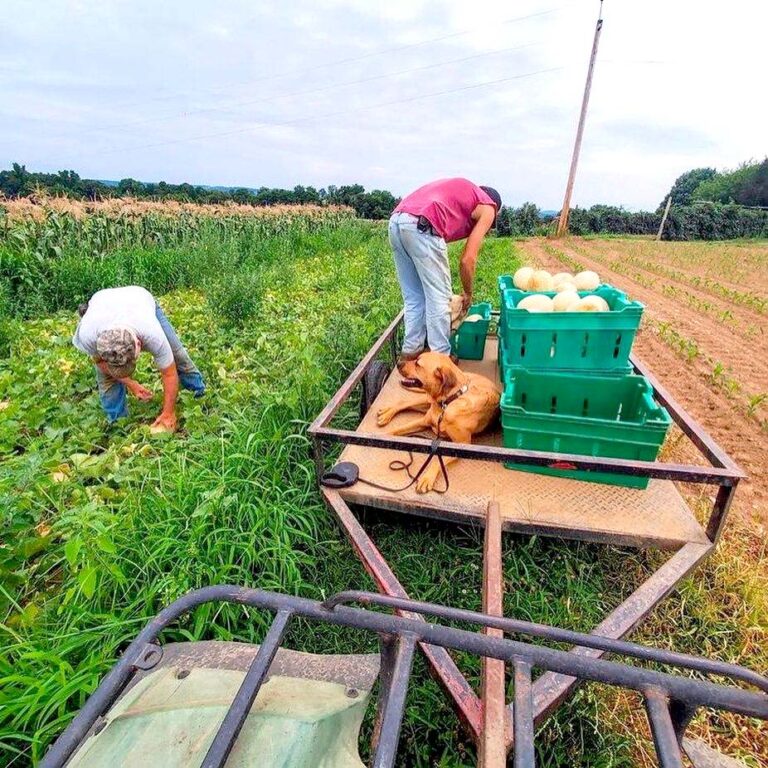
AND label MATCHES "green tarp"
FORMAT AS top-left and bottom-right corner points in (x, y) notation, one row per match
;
(67, 667), (371, 767)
